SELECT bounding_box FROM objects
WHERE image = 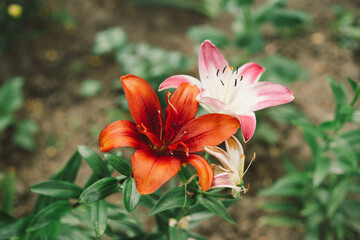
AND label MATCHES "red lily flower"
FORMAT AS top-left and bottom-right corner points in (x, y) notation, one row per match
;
(99, 75), (240, 195)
